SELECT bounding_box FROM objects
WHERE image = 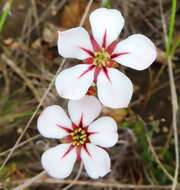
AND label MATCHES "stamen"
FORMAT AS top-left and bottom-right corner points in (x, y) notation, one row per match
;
(70, 127), (88, 147)
(93, 49), (111, 68)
